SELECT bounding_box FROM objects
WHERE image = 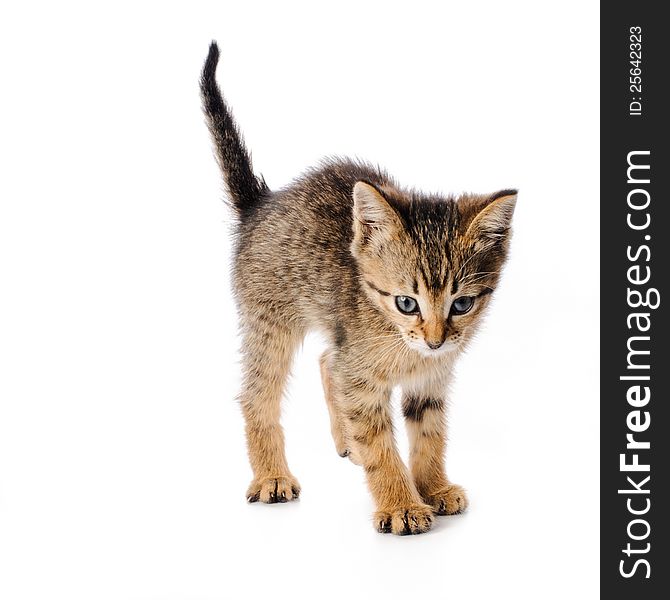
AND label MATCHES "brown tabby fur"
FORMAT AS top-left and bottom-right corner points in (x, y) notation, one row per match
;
(201, 42), (517, 535)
